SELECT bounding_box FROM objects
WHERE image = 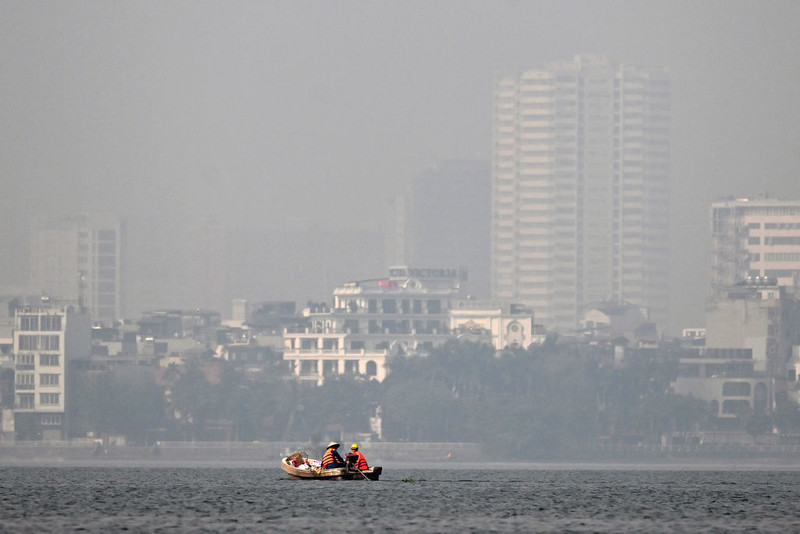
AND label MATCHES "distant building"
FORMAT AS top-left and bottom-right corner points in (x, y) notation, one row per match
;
(711, 197), (800, 294)
(231, 299), (248, 324)
(673, 347), (768, 419)
(283, 266), (464, 385)
(30, 213), (125, 327)
(283, 267), (535, 385)
(673, 279), (800, 419)
(11, 300), (90, 440)
(449, 300), (534, 350)
(491, 54), (671, 334)
(580, 302), (651, 342)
